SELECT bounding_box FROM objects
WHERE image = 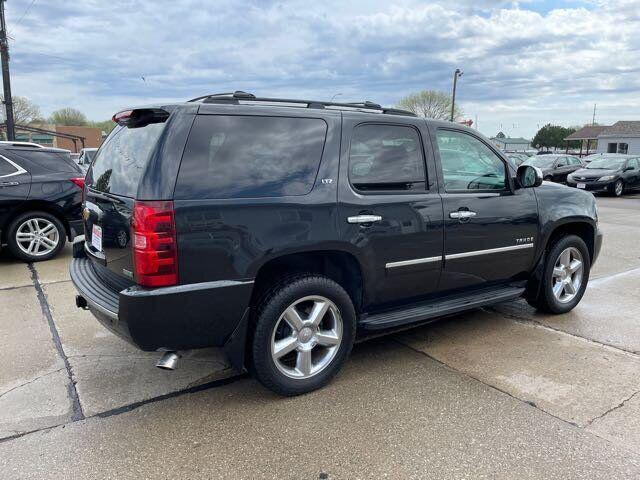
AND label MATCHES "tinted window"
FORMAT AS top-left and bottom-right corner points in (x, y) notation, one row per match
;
(436, 130), (506, 191)
(568, 157), (581, 165)
(349, 124), (425, 191)
(8, 149), (80, 174)
(90, 123), (165, 197)
(175, 115), (327, 199)
(0, 156), (19, 176)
